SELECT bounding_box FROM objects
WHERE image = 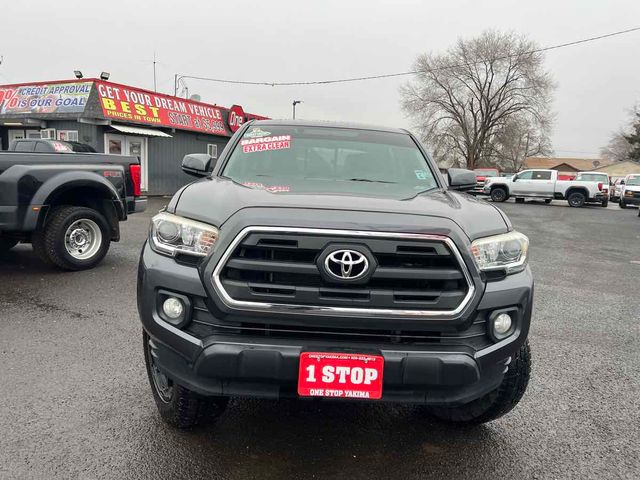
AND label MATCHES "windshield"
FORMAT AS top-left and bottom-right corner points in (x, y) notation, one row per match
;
(575, 173), (608, 183)
(222, 125), (438, 196)
(627, 175), (640, 186)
